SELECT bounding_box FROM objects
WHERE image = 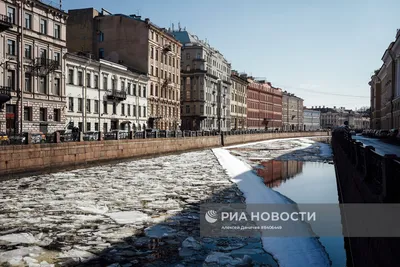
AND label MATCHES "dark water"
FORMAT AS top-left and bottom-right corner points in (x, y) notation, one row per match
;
(257, 160), (346, 267)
